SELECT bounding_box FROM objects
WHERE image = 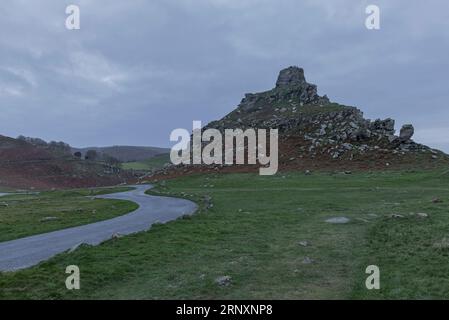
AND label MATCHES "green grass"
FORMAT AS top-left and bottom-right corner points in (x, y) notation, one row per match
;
(0, 187), (16, 193)
(122, 154), (170, 171)
(1, 170), (449, 299)
(0, 187), (137, 242)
